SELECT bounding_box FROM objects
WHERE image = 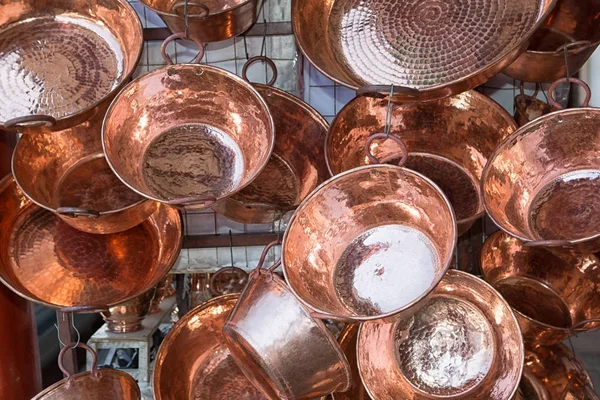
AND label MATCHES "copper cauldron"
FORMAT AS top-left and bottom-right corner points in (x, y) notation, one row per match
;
(223, 243), (352, 400)
(282, 164), (456, 323)
(514, 83), (557, 127)
(101, 287), (157, 333)
(103, 35), (275, 211)
(504, 0), (600, 83)
(482, 78), (600, 253)
(213, 57), (330, 224)
(33, 343), (140, 400)
(154, 294), (267, 400)
(481, 231), (600, 346)
(0, 176), (182, 310)
(0, 0), (143, 132)
(326, 90), (516, 235)
(292, 0), (556, 101)
(357, 269), (524, 400)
